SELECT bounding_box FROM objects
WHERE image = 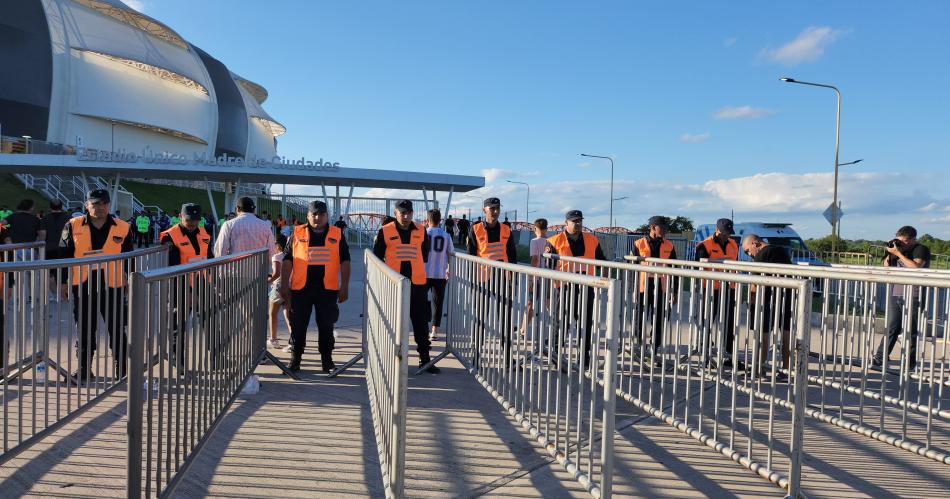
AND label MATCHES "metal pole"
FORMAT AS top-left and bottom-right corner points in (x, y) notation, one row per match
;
(281, 184), (287, 219)
(204, 177), (218, 221)
(126, 273), (145, 498)
(506, 180), (530, 223)
(111, 172), (121, 215)
(580, 154), (614, 229)
(832, 87), (841, 253)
